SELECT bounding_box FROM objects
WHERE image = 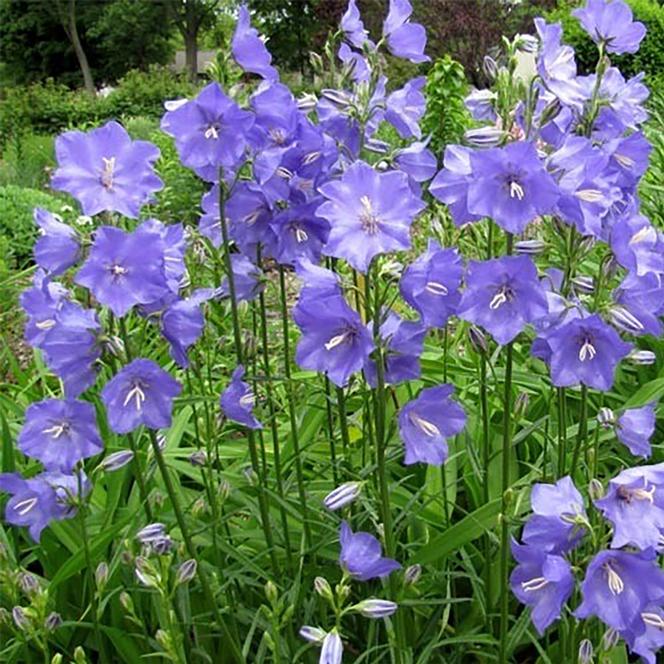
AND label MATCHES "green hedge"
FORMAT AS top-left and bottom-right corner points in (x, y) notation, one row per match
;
(546, 0), (664, 80)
